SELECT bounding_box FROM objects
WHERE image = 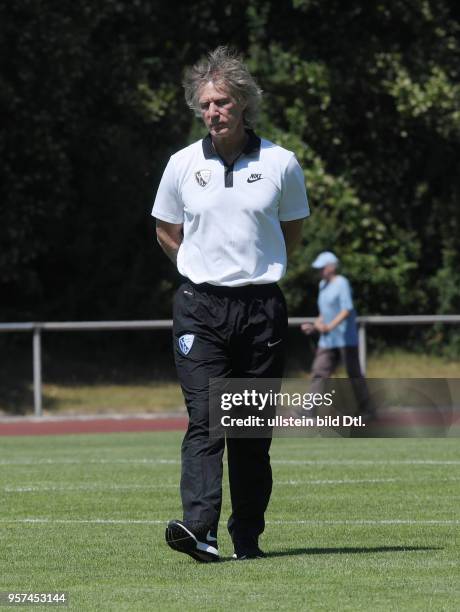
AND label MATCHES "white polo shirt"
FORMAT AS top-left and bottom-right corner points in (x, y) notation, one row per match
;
(152, 130), (309, 286)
